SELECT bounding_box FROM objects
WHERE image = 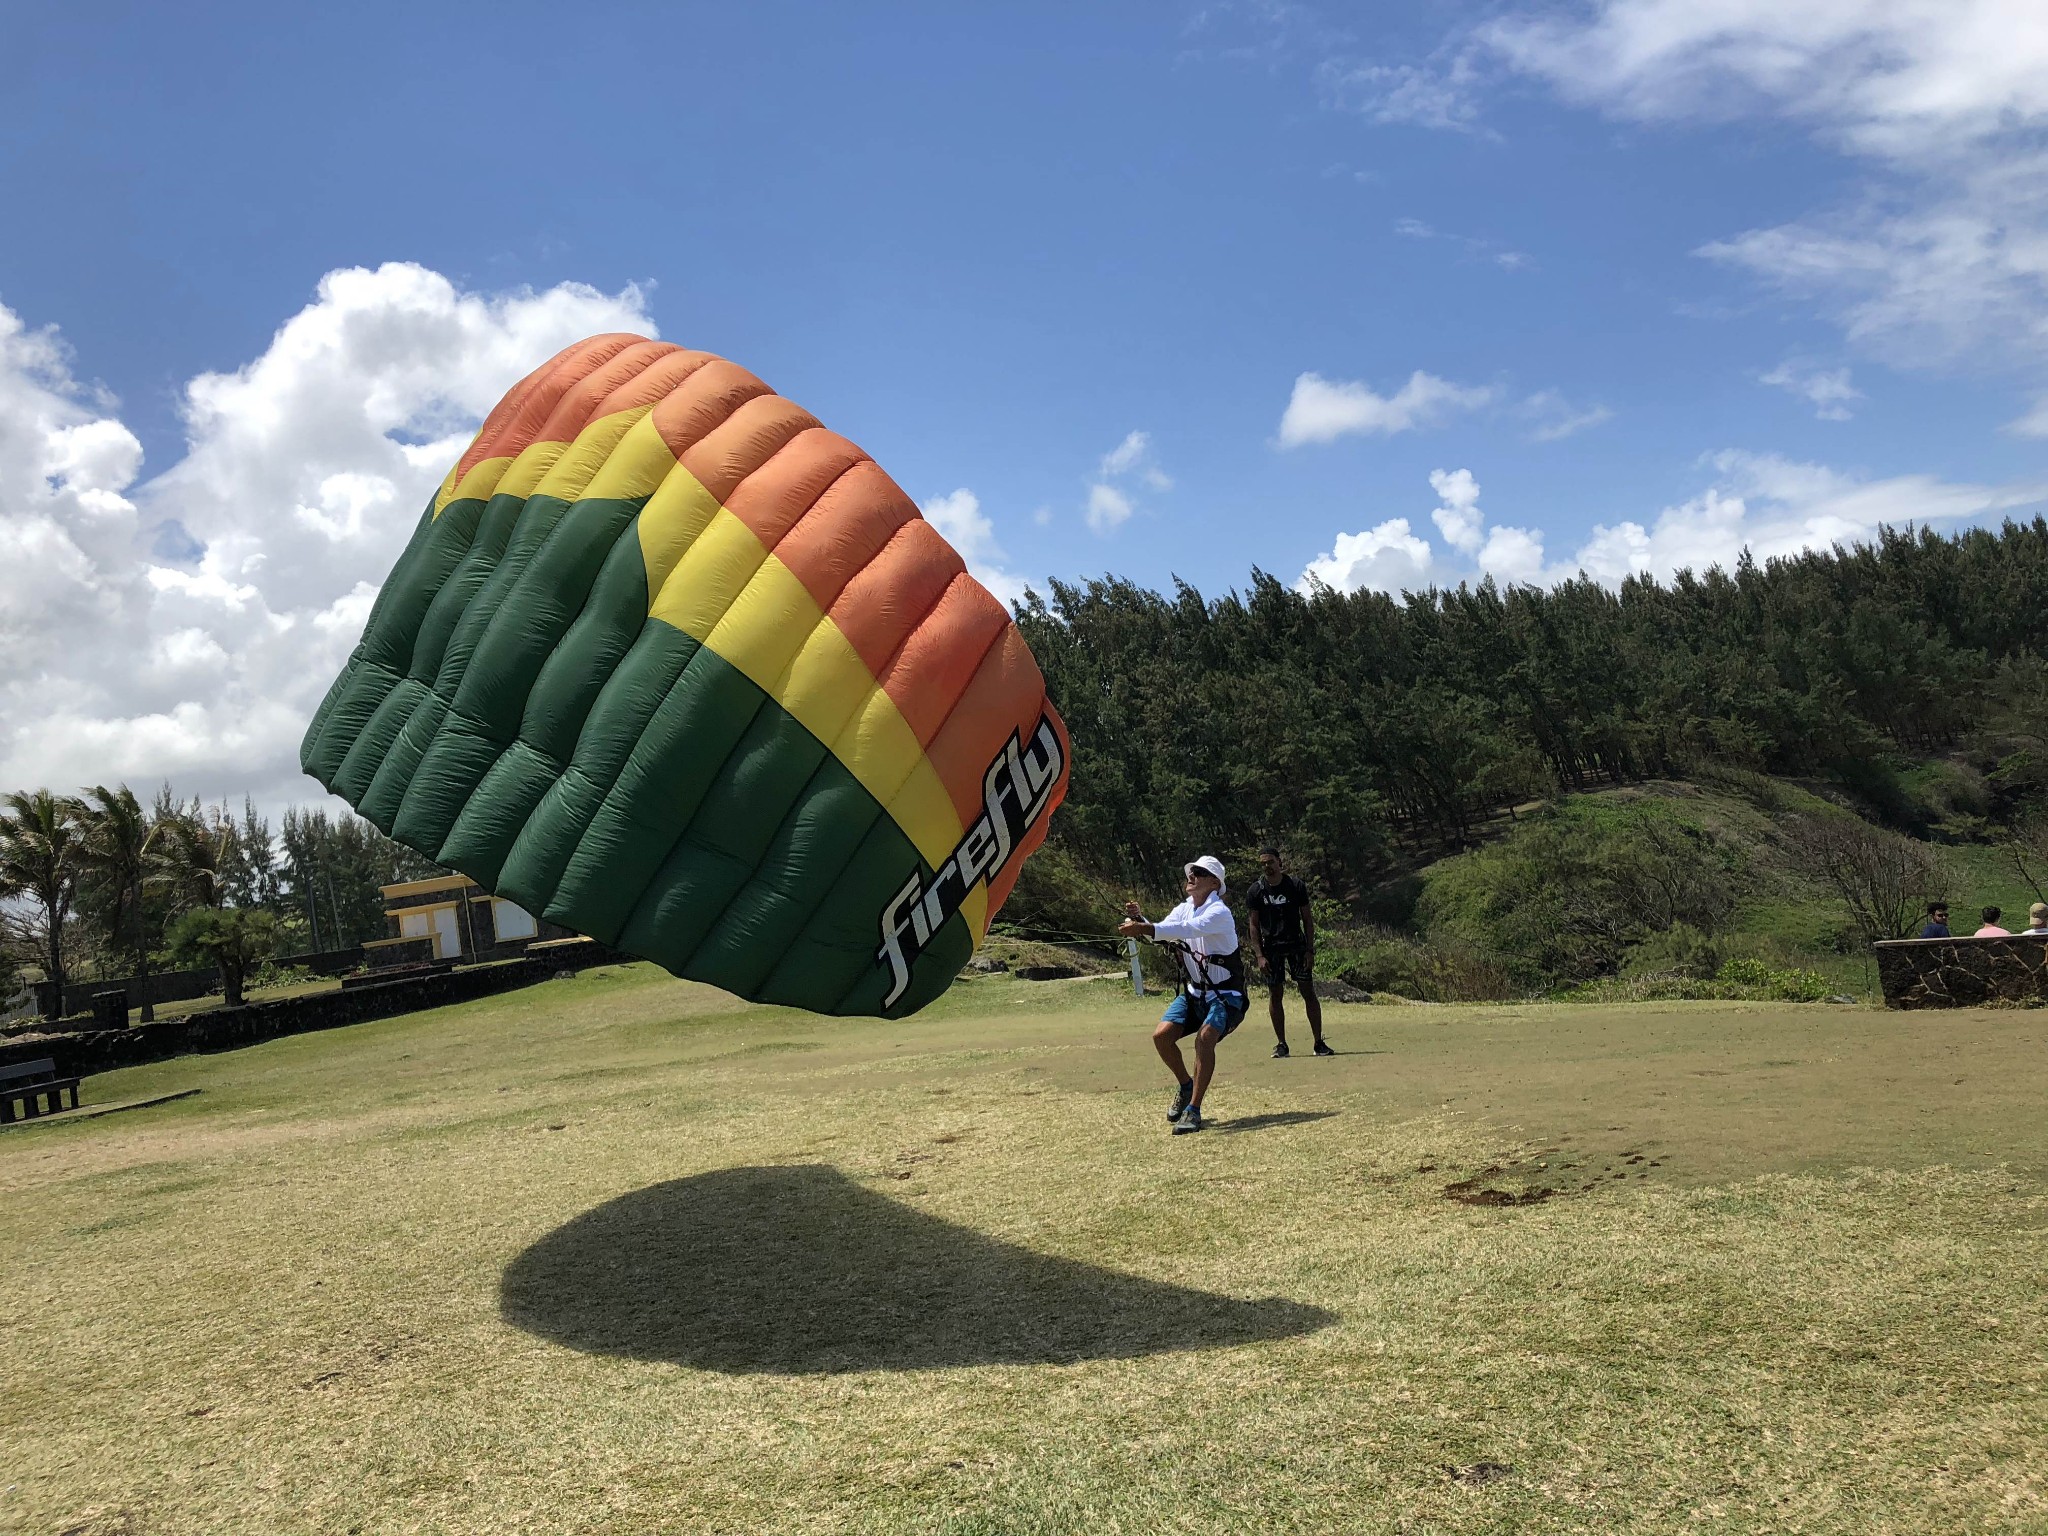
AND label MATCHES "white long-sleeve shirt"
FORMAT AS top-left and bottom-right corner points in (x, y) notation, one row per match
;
(1149, 892), (1242, 993)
